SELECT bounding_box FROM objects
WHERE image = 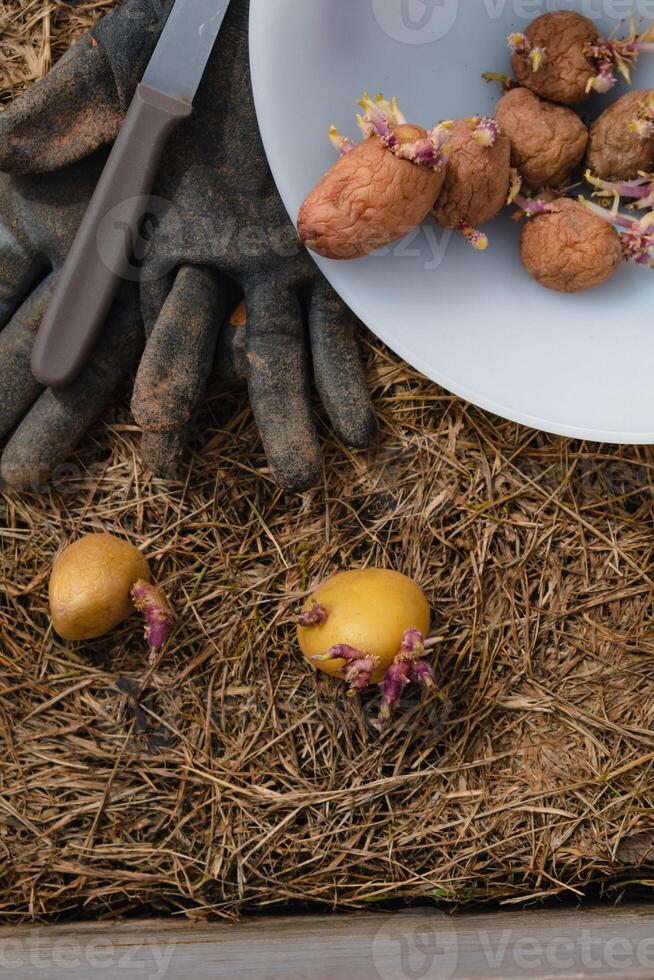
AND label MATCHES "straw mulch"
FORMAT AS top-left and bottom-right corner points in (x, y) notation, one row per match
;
(1, 1), (654, 923)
